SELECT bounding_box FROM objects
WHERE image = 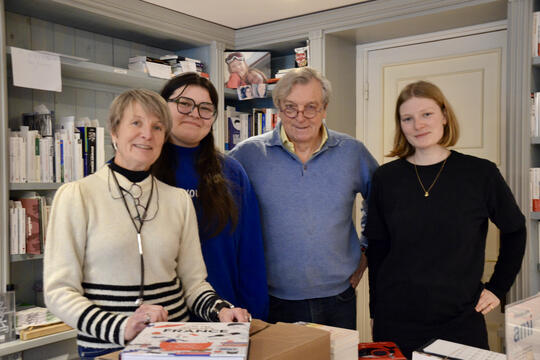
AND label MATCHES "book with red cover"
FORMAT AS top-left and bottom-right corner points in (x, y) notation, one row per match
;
(358, 342), (406, 360)
(19, 197), (41, 254)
